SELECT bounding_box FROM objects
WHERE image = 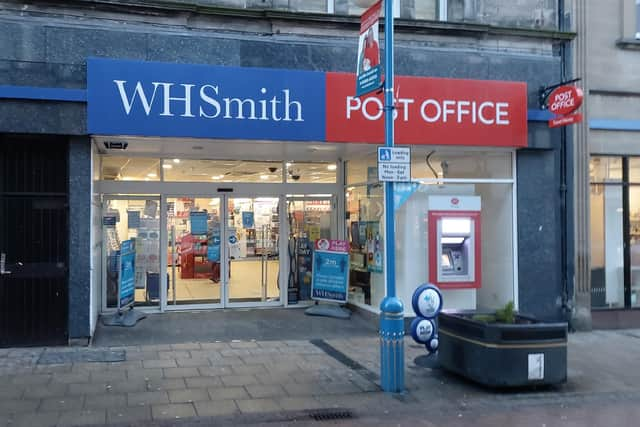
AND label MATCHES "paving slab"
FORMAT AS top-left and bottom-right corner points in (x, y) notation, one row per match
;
(235, 398), (281, 414)
(127, 391), (169, 406)
(207, 386), (250, 401)
(151, 403), (197, 420)
(168, 388), (211, 403)
(83, 393), (127, 410)
(8, 411), (59, 427)
(40, 396), (85, 412)
(163, 367), (200, 378)
(0, 398), (41, 413)
(220, 374), (259, 387)
(57, 409), (106, 426)
(146, 378), (187, 391)
(193, 400), (239, 417)
(185, 376), (223, 388)
(245, 384), (287, 399)
(107, 406), (152, 424)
